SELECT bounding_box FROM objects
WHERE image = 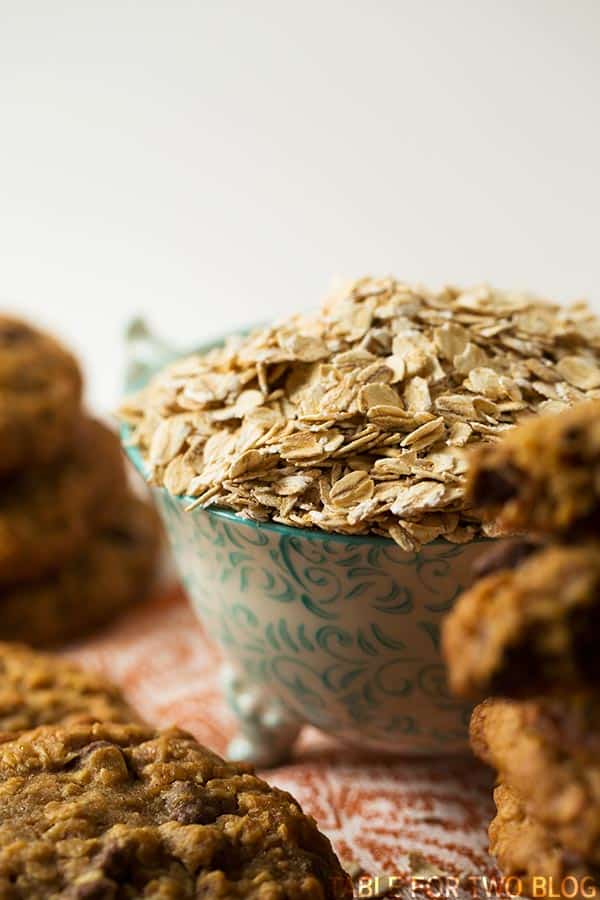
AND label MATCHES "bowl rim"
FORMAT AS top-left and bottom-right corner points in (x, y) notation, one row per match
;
(122, 329), (491, 550)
